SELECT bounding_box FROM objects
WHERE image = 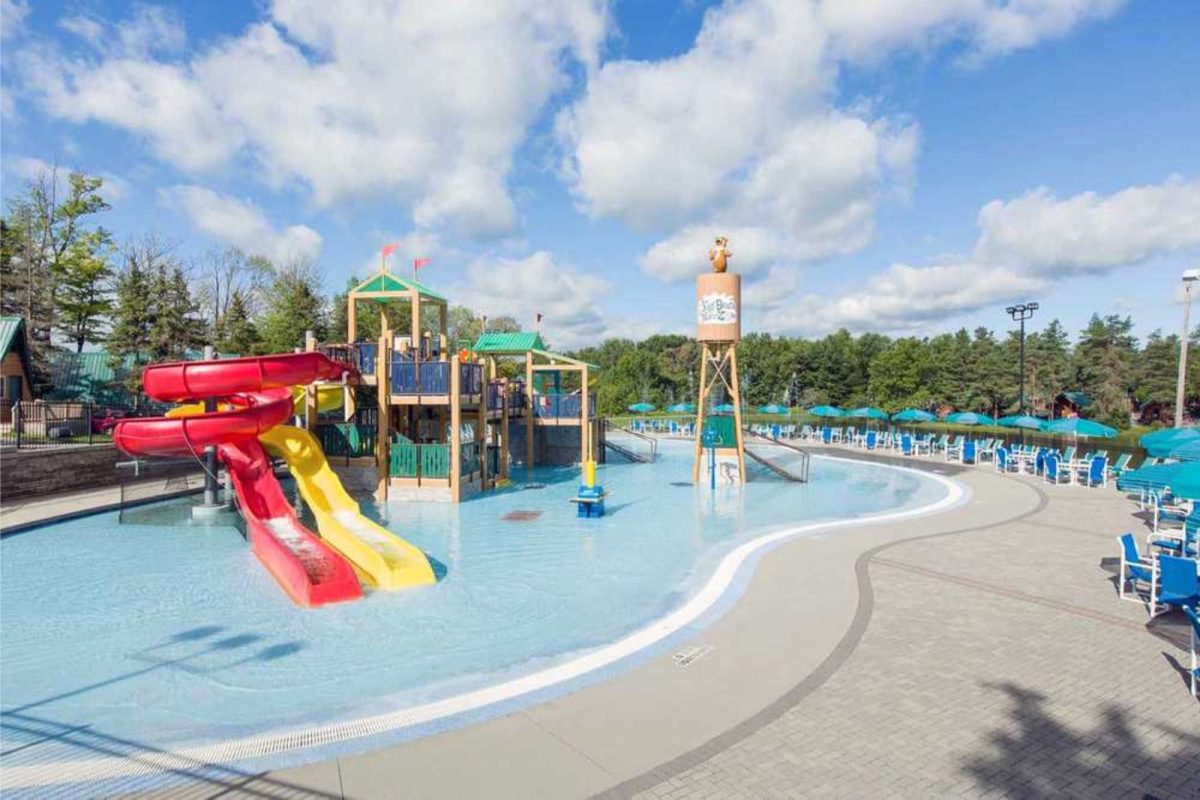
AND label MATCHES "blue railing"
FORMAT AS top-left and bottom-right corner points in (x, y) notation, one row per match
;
(357, 342), (378, 375)
(533, 393), (597, 419)
(487, 381), (504, 410)
(390, 359), (450, 394)
(460, 363), (483, 395)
